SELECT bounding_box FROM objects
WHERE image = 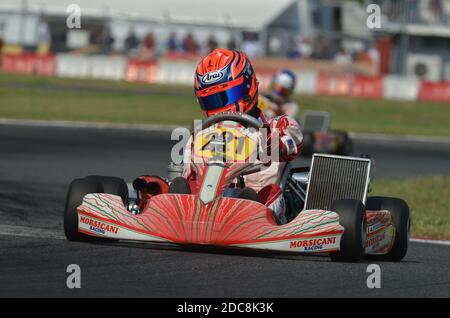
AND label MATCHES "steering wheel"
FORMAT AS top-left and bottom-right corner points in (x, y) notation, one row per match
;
(202, 112), (263, 130)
